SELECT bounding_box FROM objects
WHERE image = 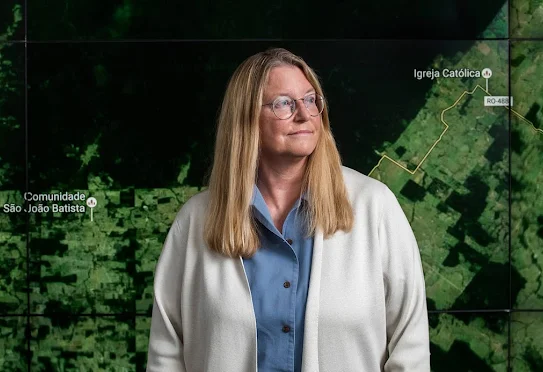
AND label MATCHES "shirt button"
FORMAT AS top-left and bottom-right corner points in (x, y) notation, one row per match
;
(283, 281), (291, 288)
(286, 238), (293, 245)
(282, 325), (290, 333)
